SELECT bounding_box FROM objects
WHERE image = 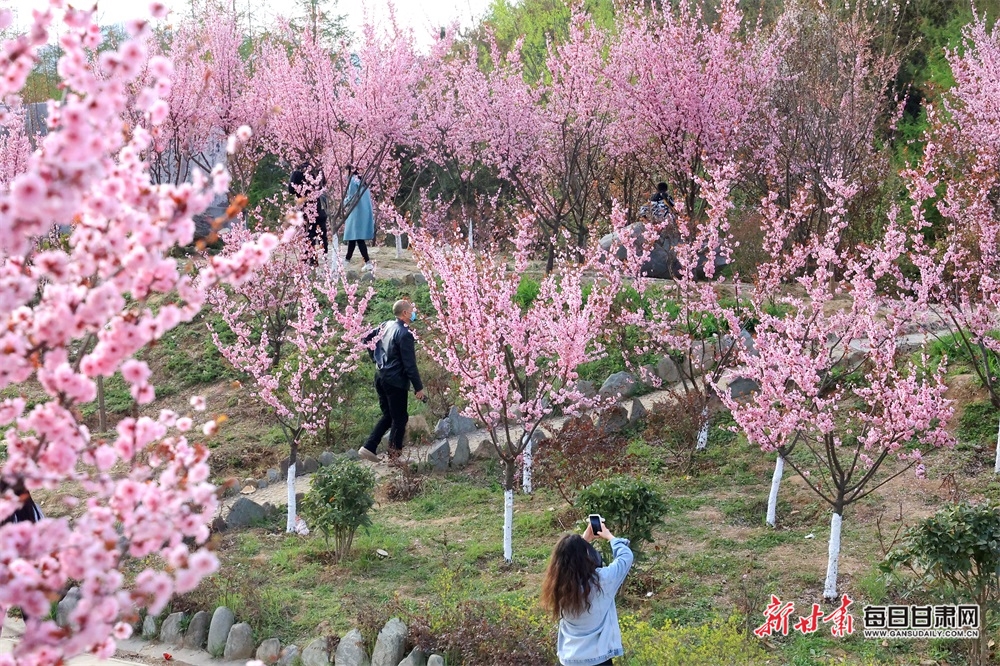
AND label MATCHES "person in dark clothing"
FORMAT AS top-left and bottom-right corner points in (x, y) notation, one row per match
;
(289, 163), (329, 262)
(649, 181), (674, 207)
(359, 300), (425, 462)
(1, 478), (43, 524)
